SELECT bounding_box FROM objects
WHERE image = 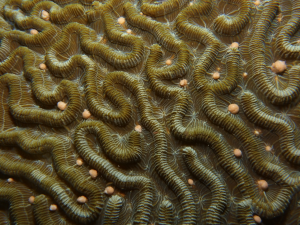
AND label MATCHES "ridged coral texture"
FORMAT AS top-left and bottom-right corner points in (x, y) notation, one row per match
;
(0, 0), (300, 224)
